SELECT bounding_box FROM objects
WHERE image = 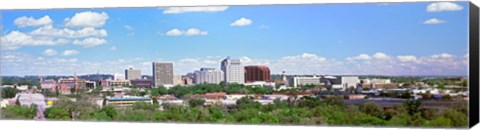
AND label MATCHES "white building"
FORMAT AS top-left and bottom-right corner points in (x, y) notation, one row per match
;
(289, 76), (323, 88)
(125, 67), (142, 80)
(17, 85), (29, 91)
(194, 68), (224, 84)
(15, 92), (46, 107)
(221, 57), (244, 84)
(362, 78), (391, 84)
(334, 76), (360, 90)
(244, 81), (275, 88)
